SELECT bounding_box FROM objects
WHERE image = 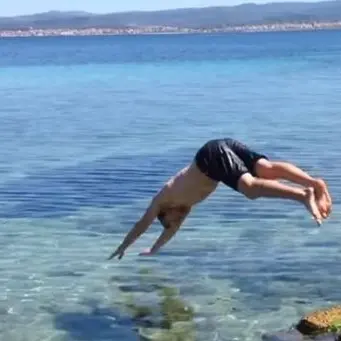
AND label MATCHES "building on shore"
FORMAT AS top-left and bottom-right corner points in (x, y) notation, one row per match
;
(1, 22), (341, 37)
